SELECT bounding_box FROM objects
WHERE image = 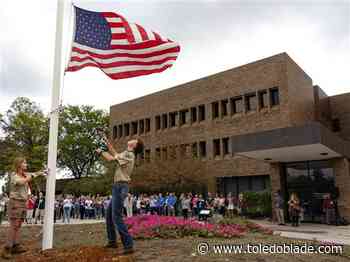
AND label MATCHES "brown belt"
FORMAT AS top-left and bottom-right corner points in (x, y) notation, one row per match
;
(115, 181), (129, 184)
